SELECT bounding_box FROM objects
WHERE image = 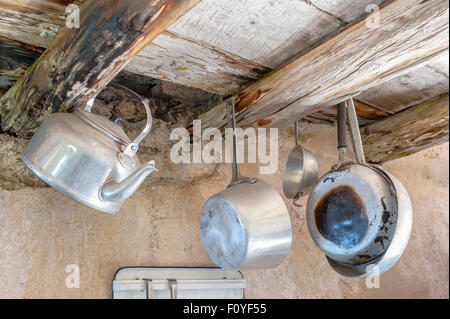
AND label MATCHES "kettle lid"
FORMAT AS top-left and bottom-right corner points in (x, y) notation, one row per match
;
(76, 109), (130, 146)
